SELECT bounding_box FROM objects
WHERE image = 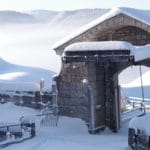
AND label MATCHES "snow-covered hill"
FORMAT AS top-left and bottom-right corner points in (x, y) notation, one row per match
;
(0, 8), (109, 72)
(120, 66), (150, 98)
(0, 9), (109, 25)
(27, 10), (58, 23)
(46, 9), (109, 28)
(0, 58), (55, 91)
(0, 11), (37, 23)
